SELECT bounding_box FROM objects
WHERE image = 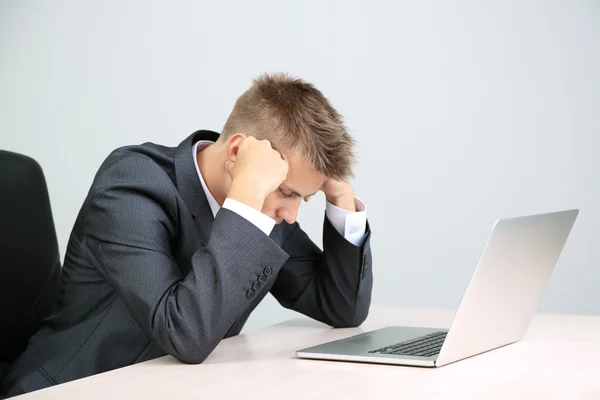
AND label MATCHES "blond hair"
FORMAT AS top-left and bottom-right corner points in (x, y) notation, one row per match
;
(220, 73), (356, 180)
